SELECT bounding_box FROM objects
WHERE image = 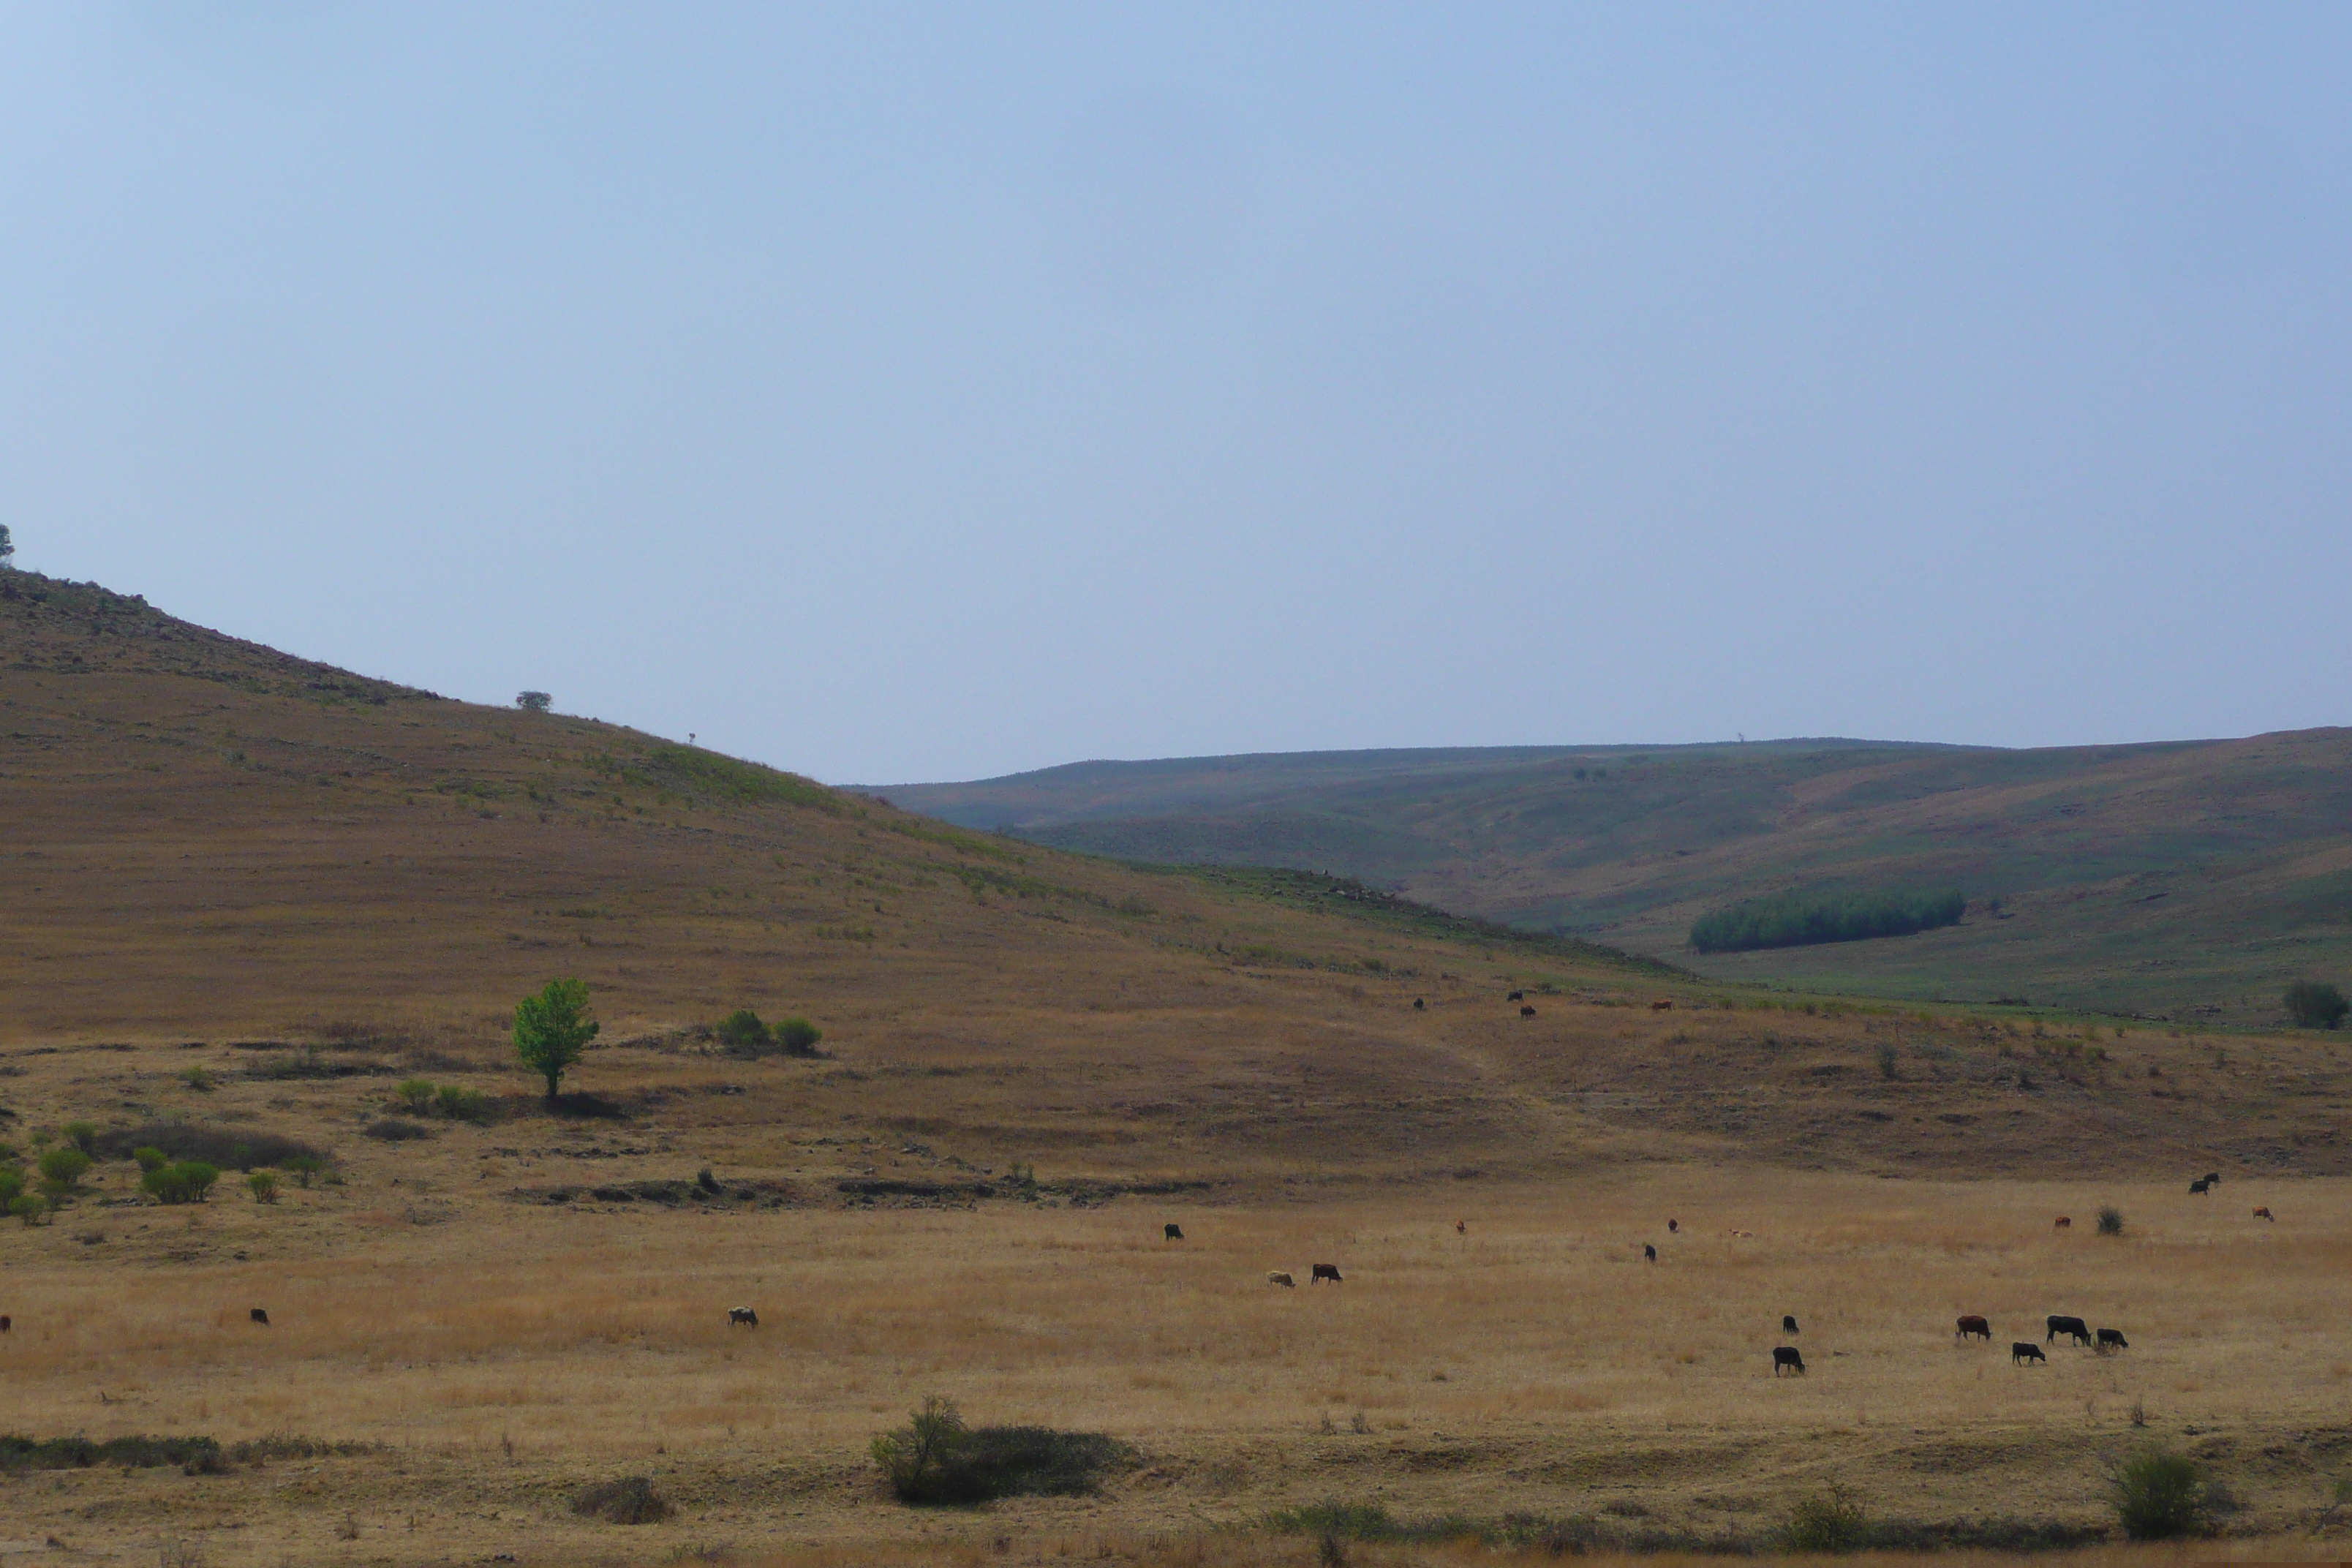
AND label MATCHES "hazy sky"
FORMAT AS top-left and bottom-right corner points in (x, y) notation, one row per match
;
(4, 5), (2346, 783)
